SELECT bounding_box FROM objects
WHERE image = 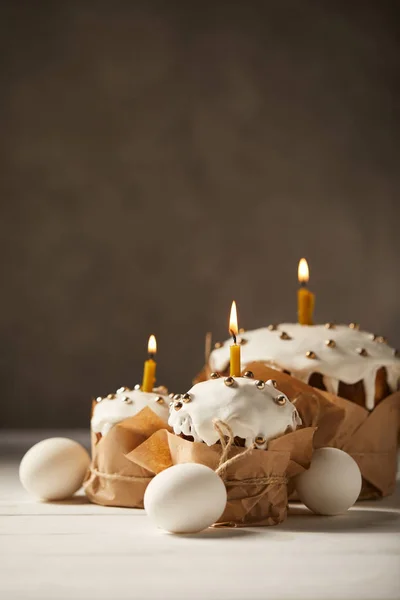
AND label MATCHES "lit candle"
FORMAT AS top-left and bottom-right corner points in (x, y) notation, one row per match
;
(229, 301), (241, 376)
(142, 334), (157, 393)
(297, 258), (315, 325)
